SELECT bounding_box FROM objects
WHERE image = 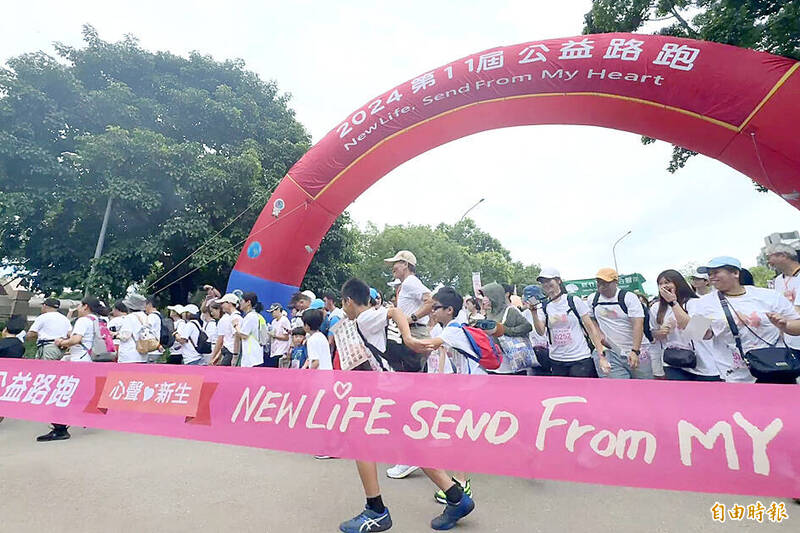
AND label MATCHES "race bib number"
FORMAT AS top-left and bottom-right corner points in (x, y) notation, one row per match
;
(552, 328), (573, 347)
